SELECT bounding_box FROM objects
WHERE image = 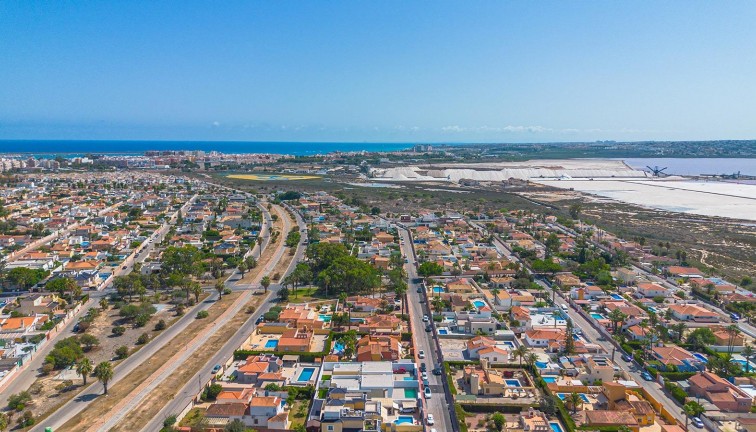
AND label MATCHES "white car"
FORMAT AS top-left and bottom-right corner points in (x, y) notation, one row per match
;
(418, 350), (425, 359)
(424, 386), (432, 398)
(421, 371), (428, 380)
(422, 315), (429, 322)
(427, 414), (435, 425)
